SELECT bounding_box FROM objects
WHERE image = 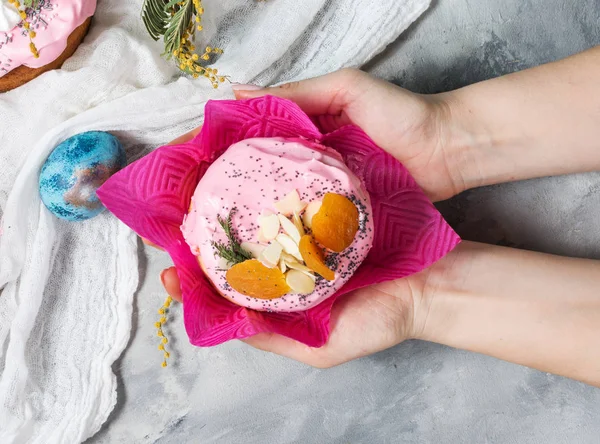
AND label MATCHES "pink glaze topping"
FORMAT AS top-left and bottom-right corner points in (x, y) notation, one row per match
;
(0, 0), (96, 78)
(181, 137), (374, 313)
